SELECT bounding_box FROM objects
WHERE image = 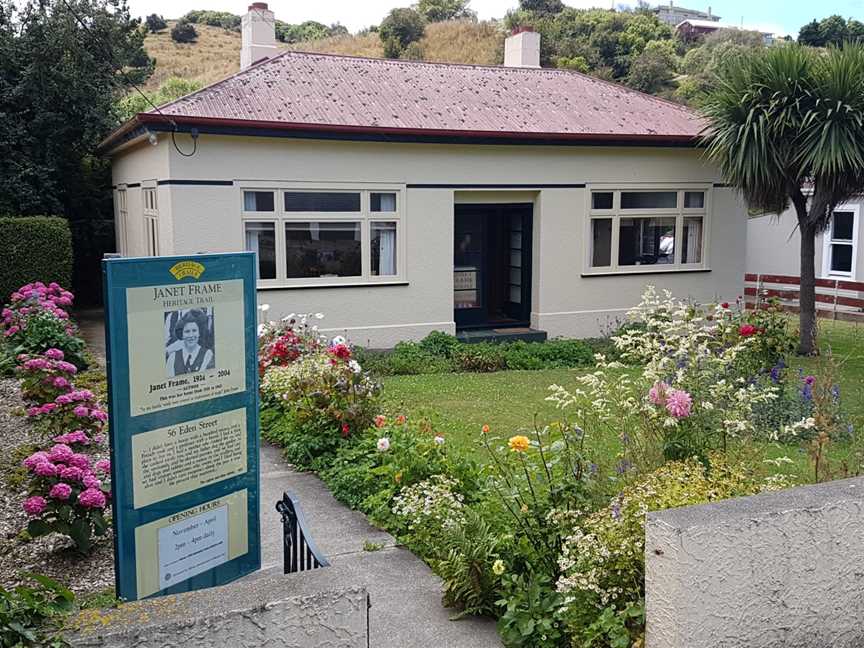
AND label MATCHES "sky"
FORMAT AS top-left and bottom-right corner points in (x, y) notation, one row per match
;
(125, 0), (864, 39)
